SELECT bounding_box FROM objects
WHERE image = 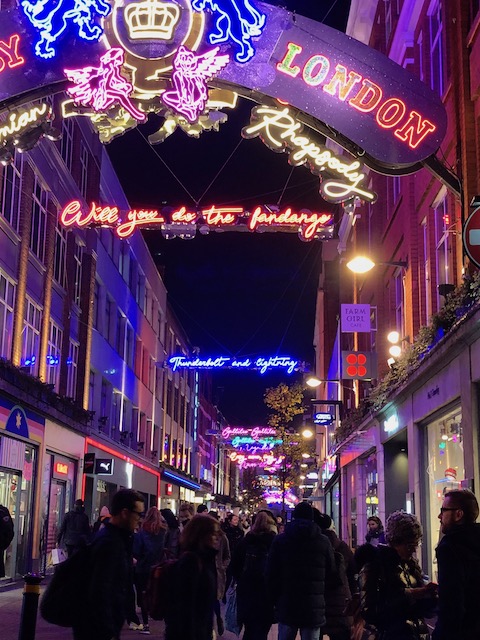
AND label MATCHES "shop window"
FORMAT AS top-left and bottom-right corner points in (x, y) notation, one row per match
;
(426, 408), (464, 581)
(364, 453), (379, 517)
(22, 297), (42, 375)
(47, 320), (63, 389)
